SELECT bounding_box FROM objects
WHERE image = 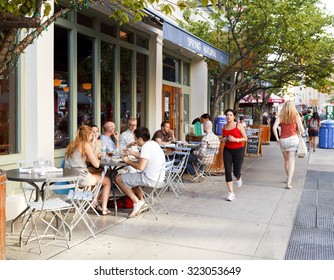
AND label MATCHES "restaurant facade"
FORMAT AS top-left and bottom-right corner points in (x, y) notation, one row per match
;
(0, 3), (228, 220)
